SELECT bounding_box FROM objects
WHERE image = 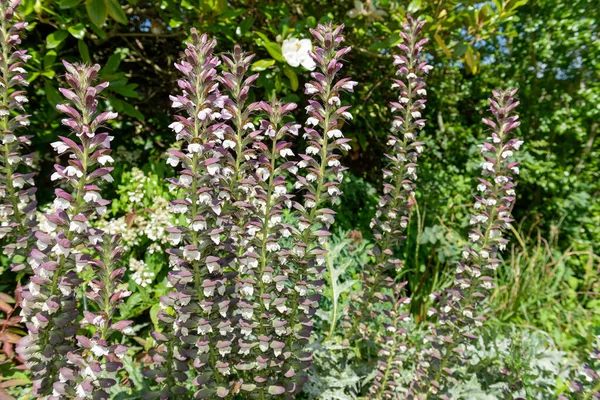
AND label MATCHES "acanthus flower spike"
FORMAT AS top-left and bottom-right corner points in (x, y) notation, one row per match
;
(69, 233), (131, 399)
(241, 98), (300, 397)
(283, 22), (355, 395)
(17, 61), (118, 397)
(409, 88), (522, 398)
(146, 29), (233, 398)
(0, 0), (37, 273)
(346, 14), (430, 343)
